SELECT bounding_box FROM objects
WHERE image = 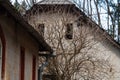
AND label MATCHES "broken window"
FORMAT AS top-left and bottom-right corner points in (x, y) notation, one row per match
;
(65, 23), (73, 39)
(38, 24), (45, 36)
